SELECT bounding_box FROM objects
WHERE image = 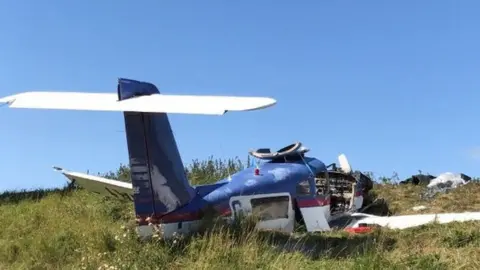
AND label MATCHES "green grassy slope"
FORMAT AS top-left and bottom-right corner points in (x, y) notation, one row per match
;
(1, 159), (479, 270)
